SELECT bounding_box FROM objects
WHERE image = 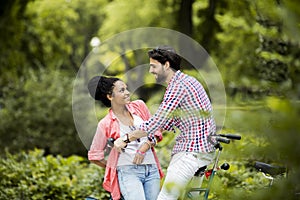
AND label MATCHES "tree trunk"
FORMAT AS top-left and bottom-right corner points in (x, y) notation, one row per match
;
(201, 0), (219, 53)
(178, 0), (194, 36)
